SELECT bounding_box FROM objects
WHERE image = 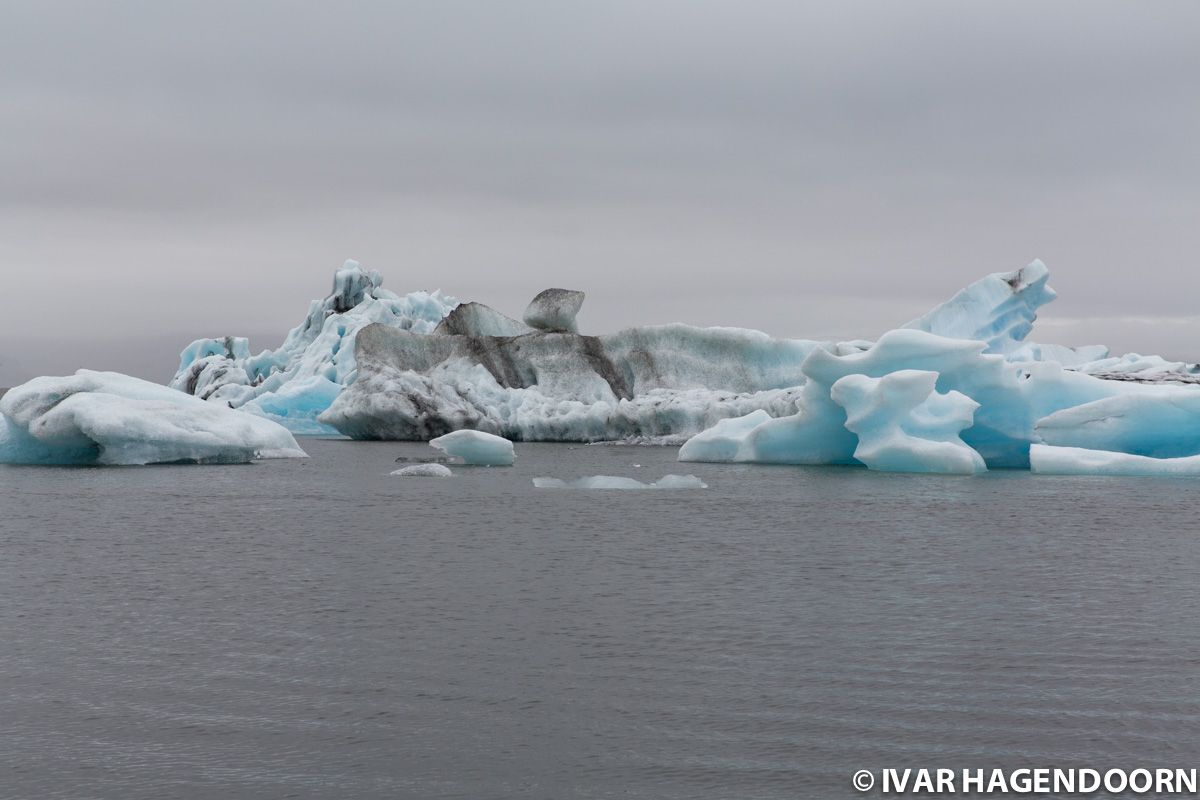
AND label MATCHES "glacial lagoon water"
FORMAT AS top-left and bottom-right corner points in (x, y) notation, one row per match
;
(3, 439), (1200, 799)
